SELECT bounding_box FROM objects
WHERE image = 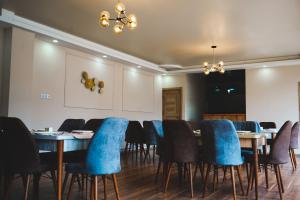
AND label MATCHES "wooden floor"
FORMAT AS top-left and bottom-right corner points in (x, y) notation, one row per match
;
(5, 151), (300, 200)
